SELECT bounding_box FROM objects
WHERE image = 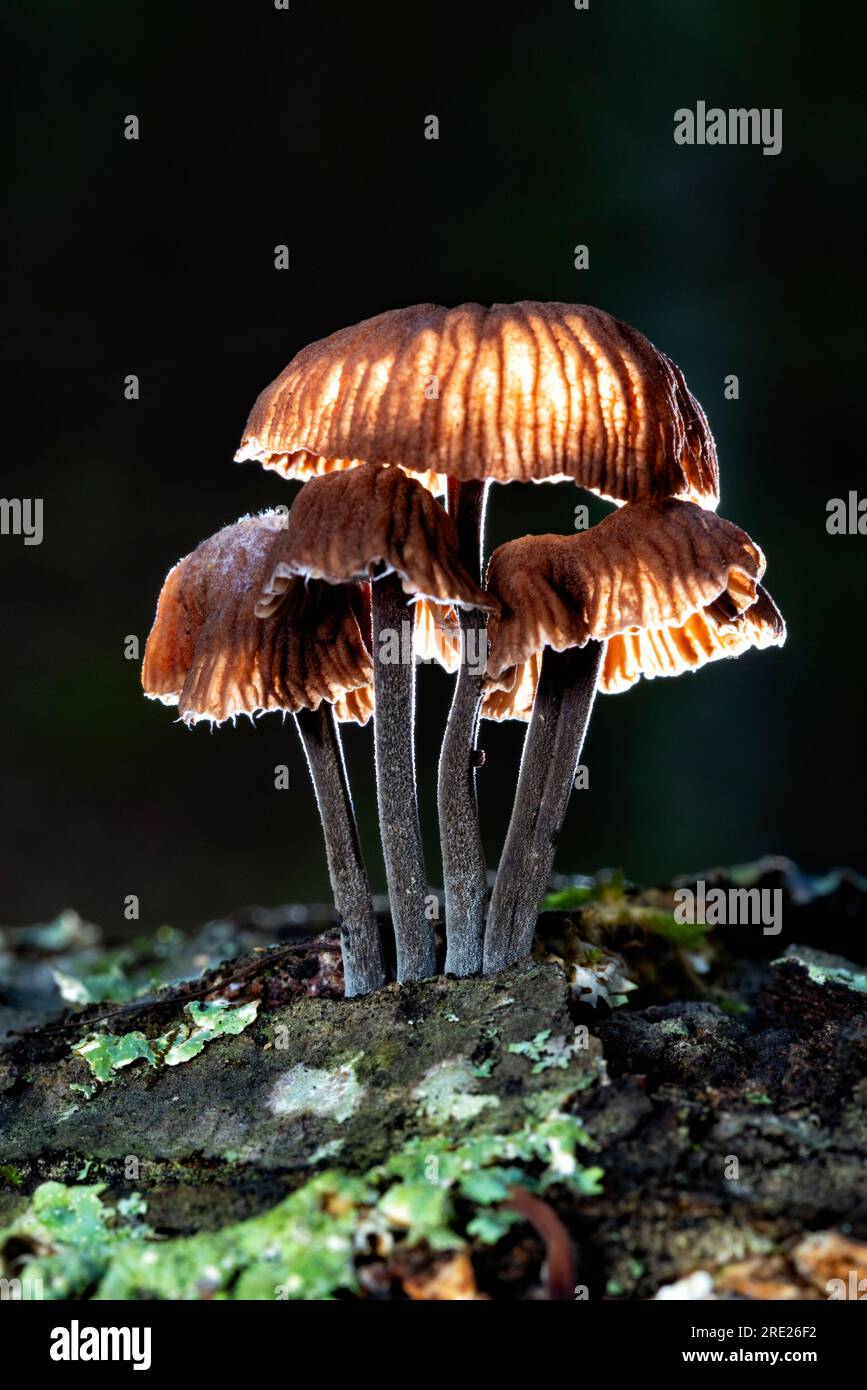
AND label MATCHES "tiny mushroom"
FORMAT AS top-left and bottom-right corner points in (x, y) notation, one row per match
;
(142, 511), (385, 997)
(255, 461), (496, 983)
(236, 302), (718, 976)
(481, 499), (786, 974)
